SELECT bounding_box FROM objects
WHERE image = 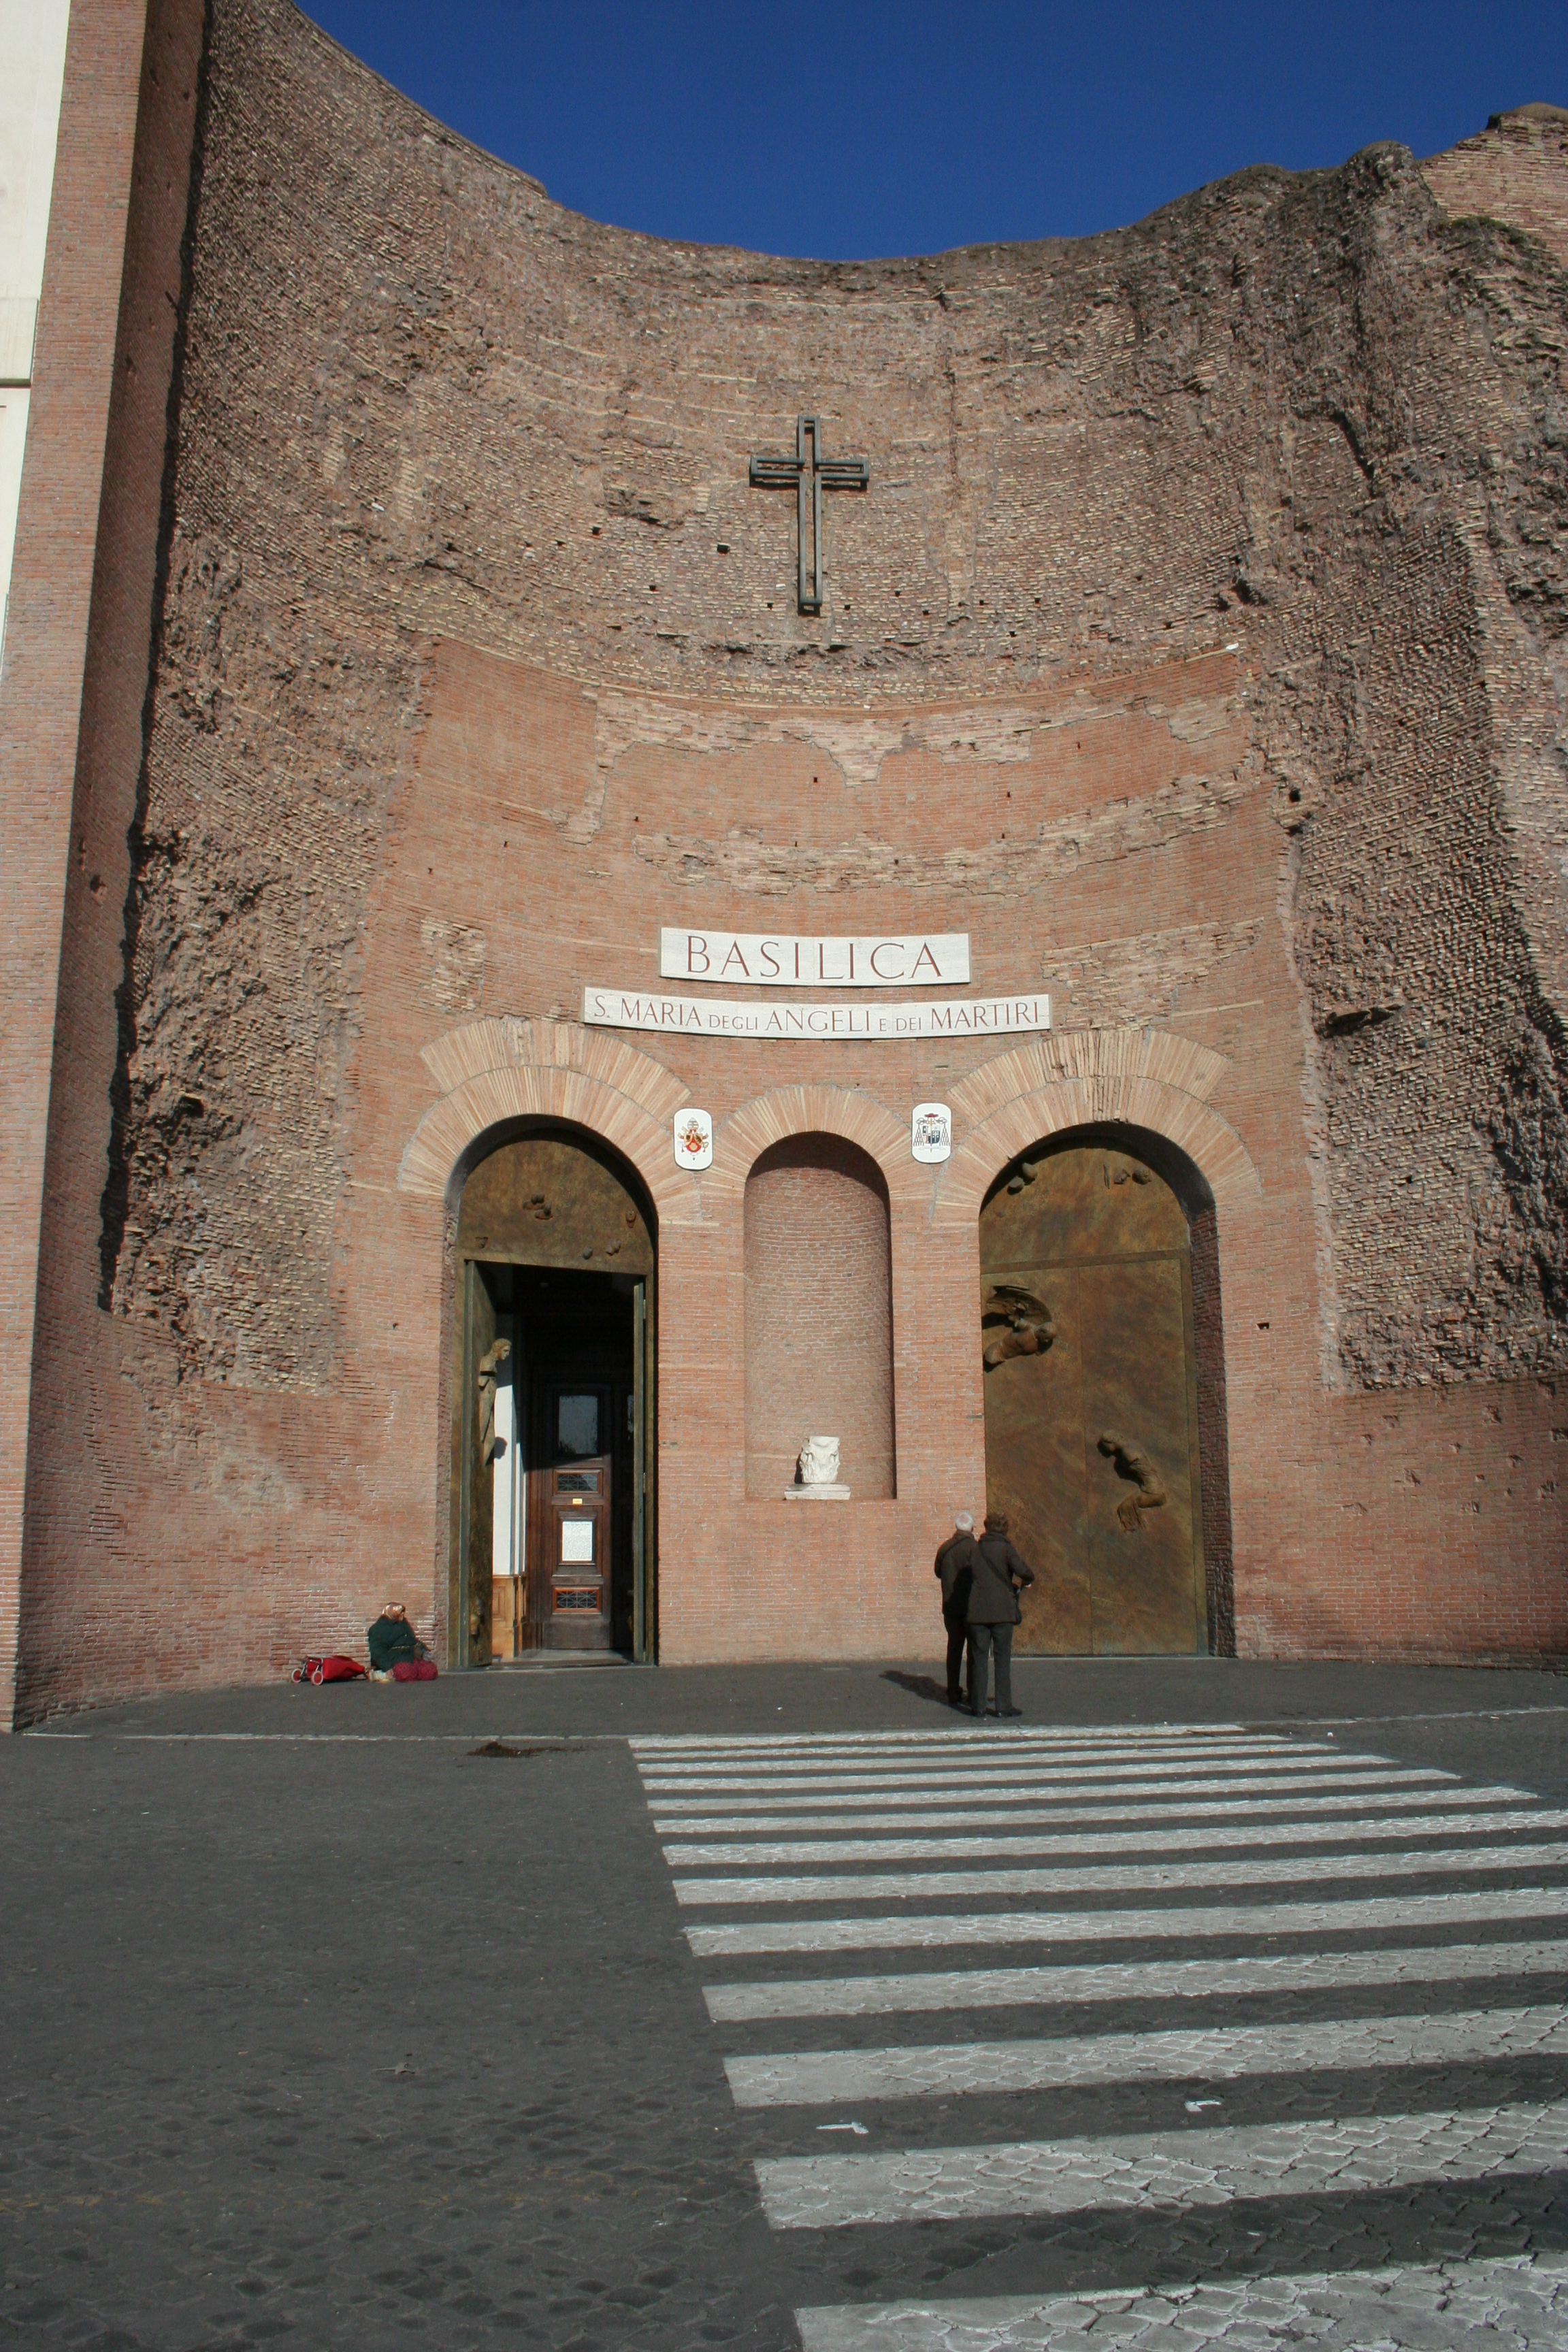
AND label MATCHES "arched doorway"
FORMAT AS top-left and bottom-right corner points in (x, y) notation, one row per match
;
(450, 1126), (656, 1666)
(979, 1128), (1226, 1654)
